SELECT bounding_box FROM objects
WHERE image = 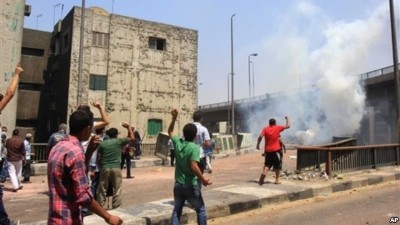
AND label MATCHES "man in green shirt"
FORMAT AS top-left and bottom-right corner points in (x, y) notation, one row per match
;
(168, 109), (212, 225)
(97, 122), (133, 209)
